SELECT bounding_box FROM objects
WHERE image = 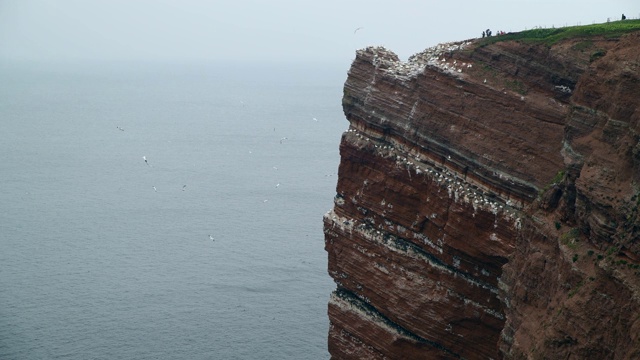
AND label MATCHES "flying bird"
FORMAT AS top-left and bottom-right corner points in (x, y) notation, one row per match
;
(354, 27), (363, 34)
(209, 235), (215, 241)
(143, 156), (149, 165)
(182, 185), (187, 191)
(153, 186), (157, 192)
(280, 137), (288, 144)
